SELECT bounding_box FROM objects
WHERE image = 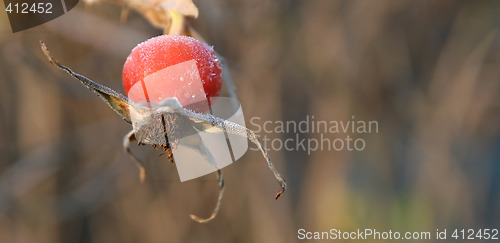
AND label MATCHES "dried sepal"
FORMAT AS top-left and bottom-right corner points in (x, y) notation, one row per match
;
(190, 170), (225, 223)
(40, 41), (133, 123)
